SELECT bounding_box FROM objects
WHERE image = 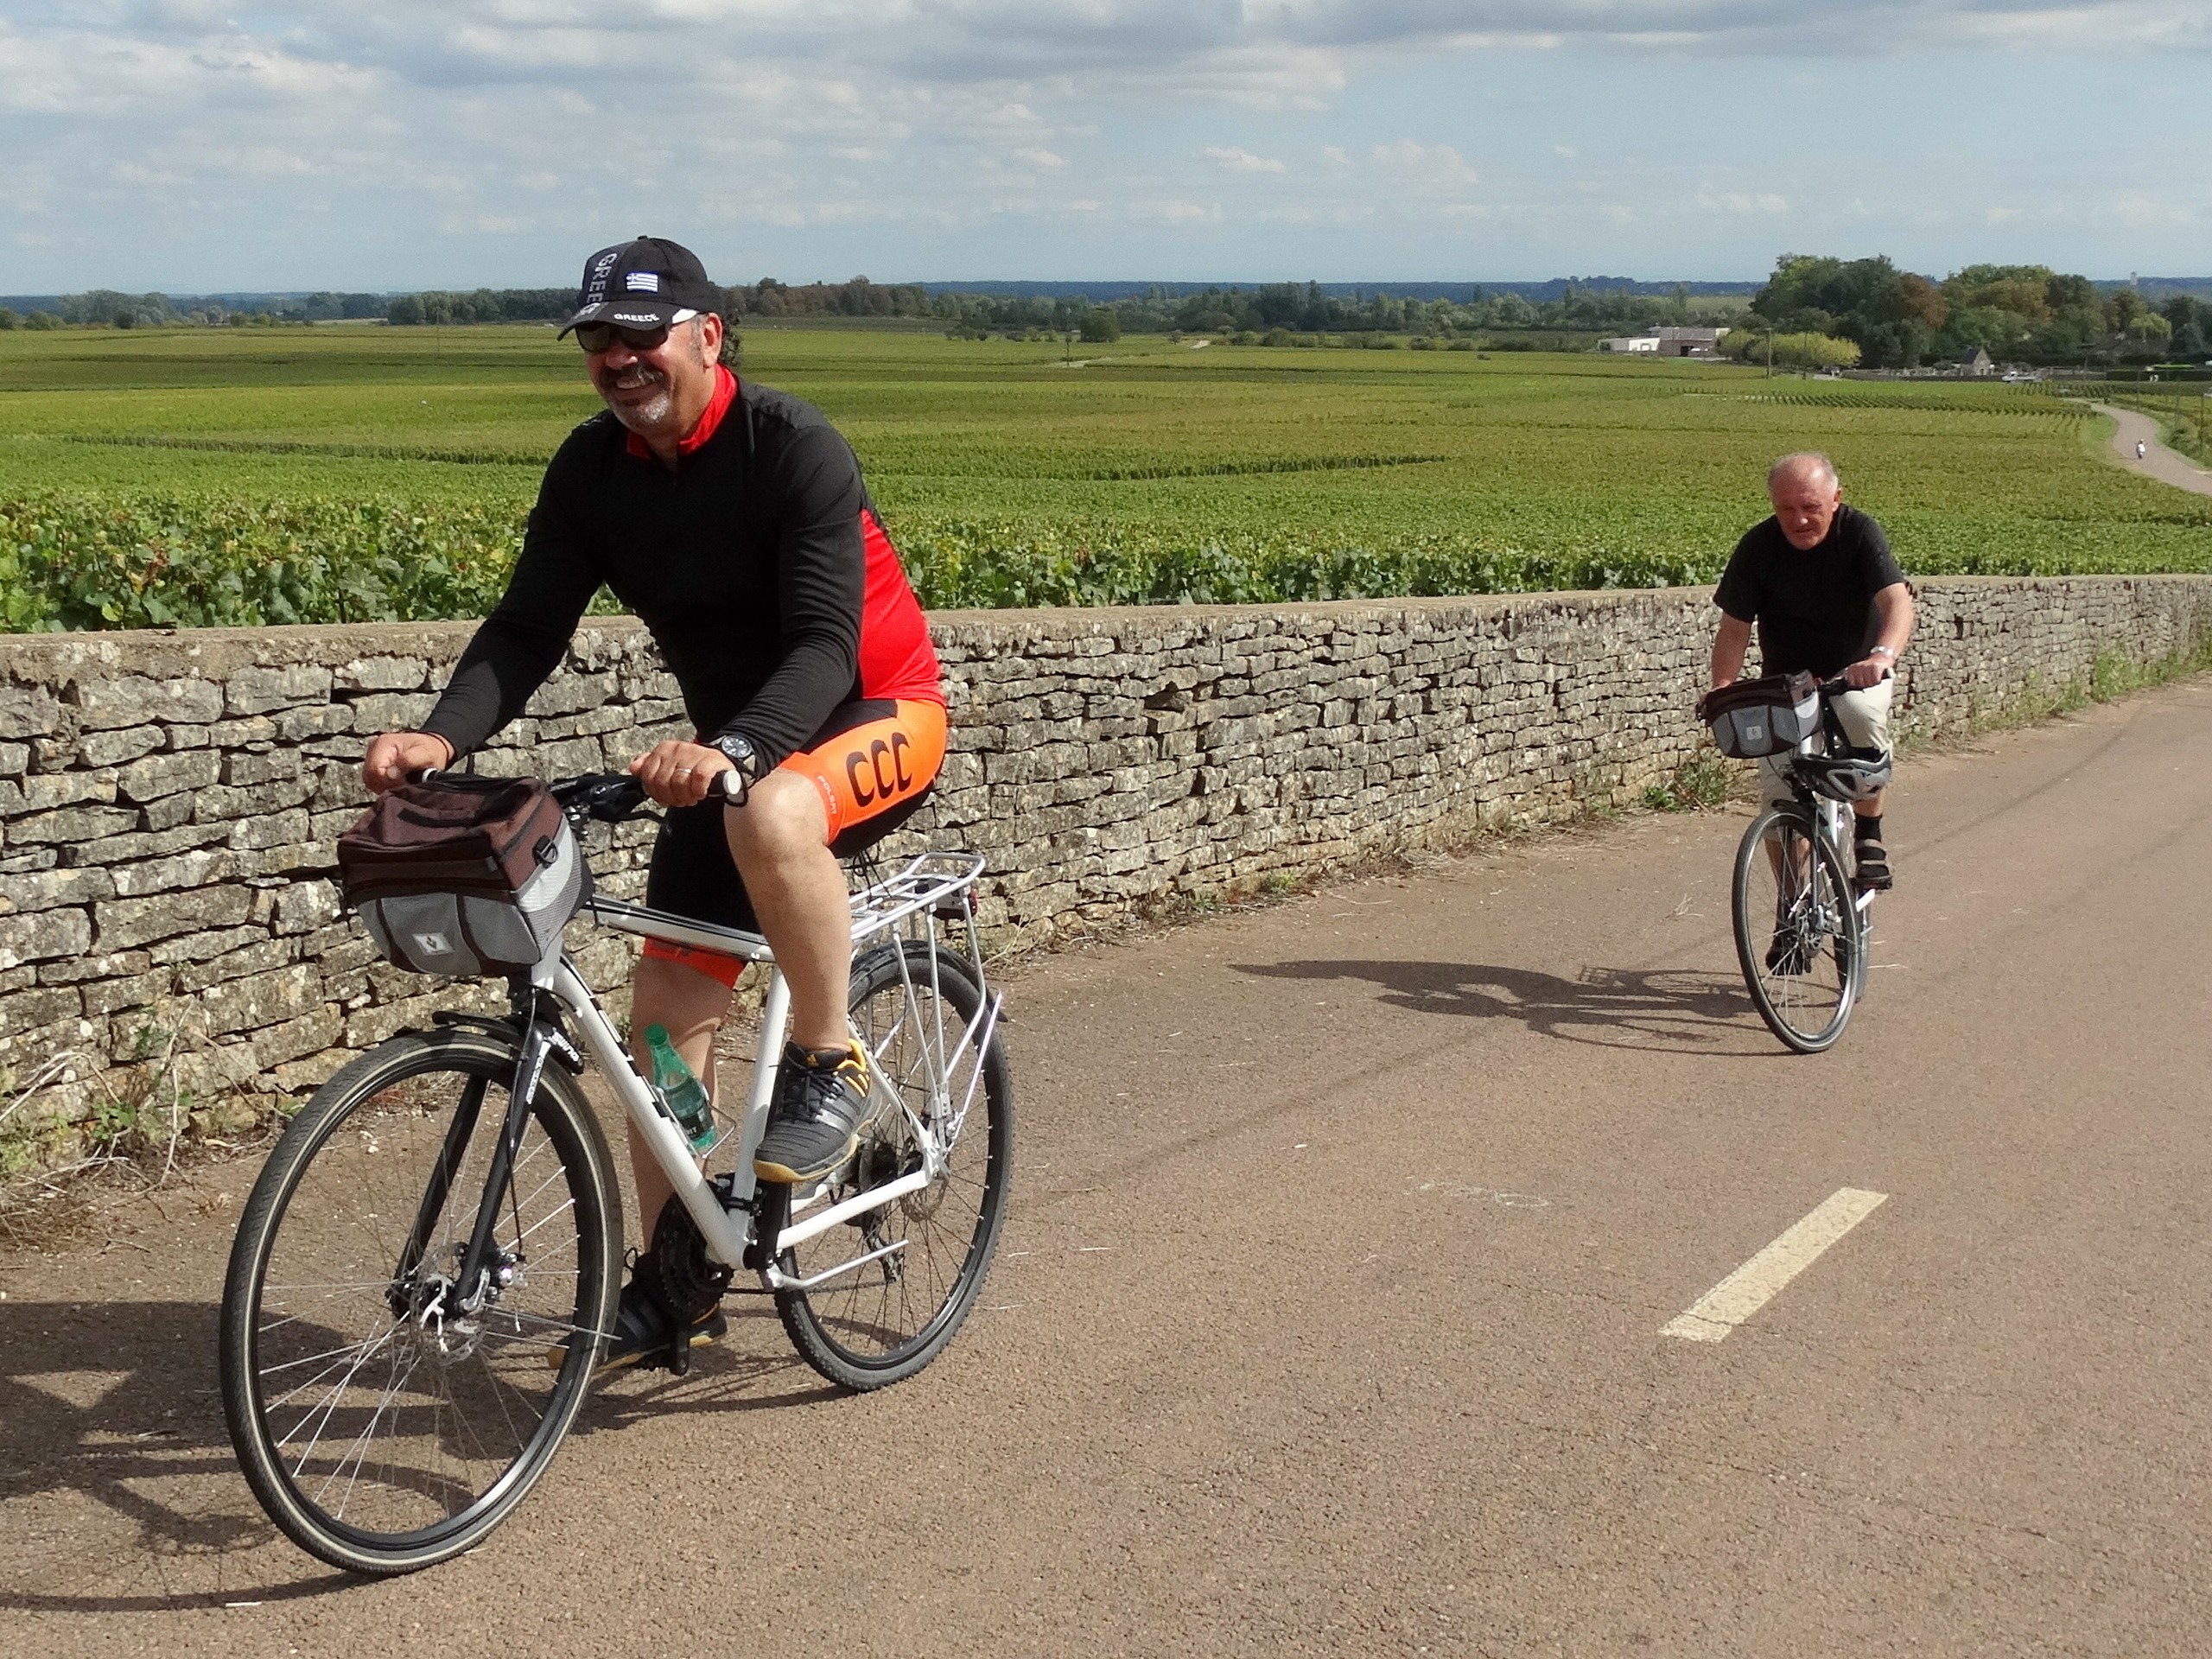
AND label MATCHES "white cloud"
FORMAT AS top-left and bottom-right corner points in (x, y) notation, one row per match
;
(1695, 189), (1789, 215)
(1369, 139), (1478, 188)
(0, 3), (2205, 287)
(1204, 145), (1287, 173)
